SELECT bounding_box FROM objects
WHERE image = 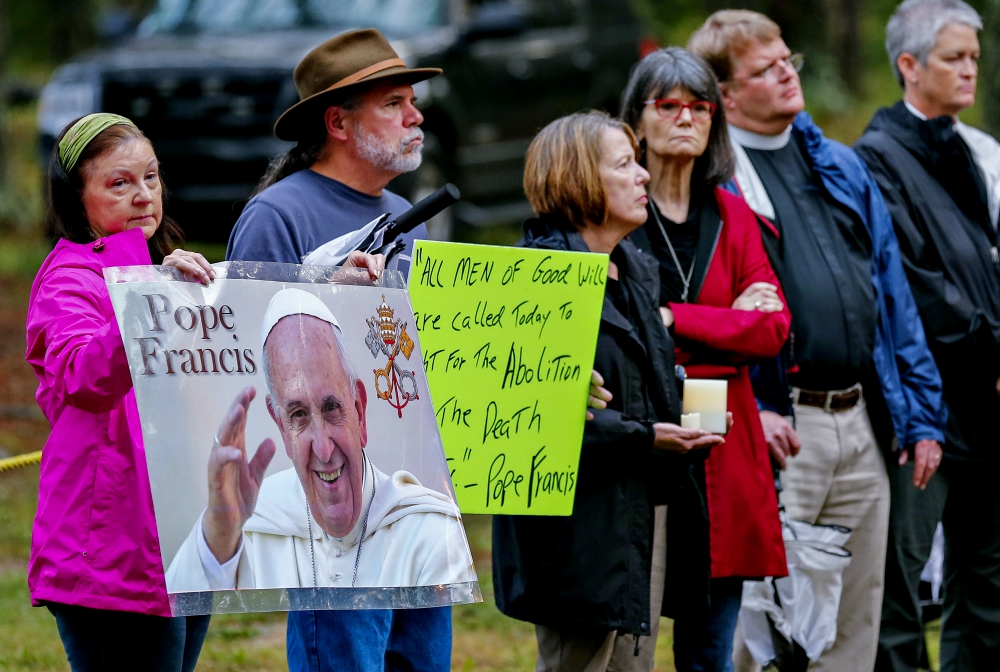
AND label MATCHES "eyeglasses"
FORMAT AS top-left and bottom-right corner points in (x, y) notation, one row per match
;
(644, 98), (717, 121)
(734, 53), (805, 83)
